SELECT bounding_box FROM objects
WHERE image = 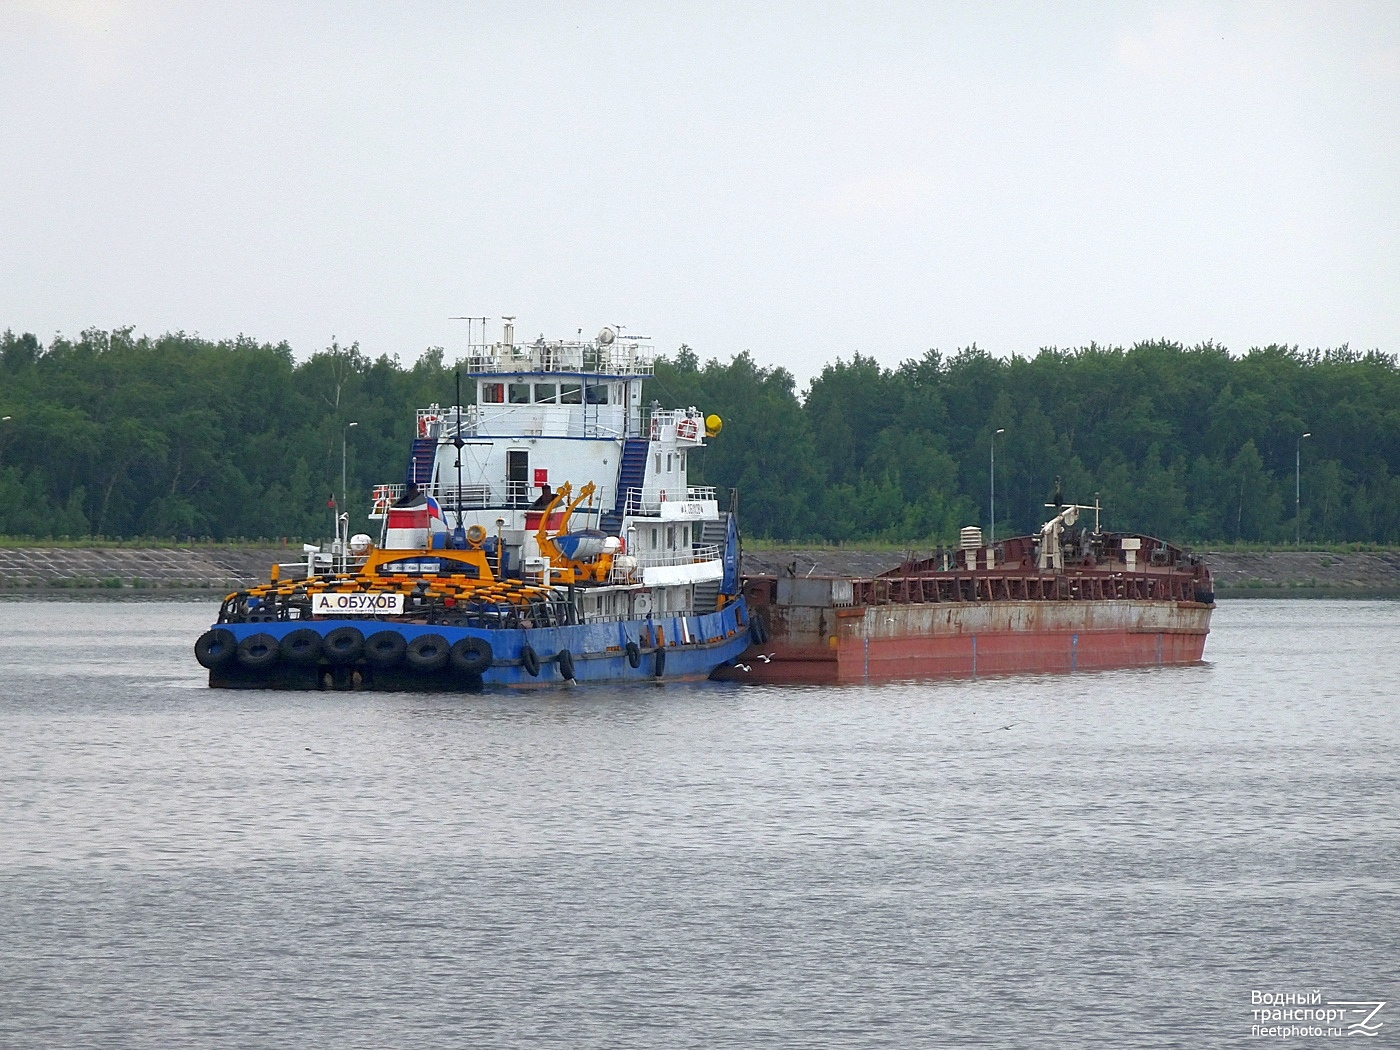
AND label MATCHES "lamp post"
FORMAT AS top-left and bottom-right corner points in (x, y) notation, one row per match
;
(0, 416), (10, 470)
(990, 428), (1005, 543)
(1296, 431), (1310, 545)
(342, 421), (358, 526)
